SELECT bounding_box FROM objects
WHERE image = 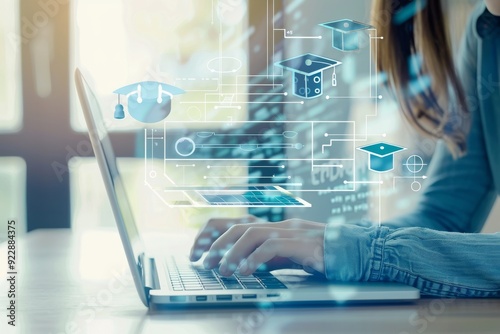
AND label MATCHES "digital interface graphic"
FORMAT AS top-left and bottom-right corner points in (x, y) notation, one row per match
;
(275, 54), (342, 99)
(109, 0), (429, 226)
(320, 19), (373, 52)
